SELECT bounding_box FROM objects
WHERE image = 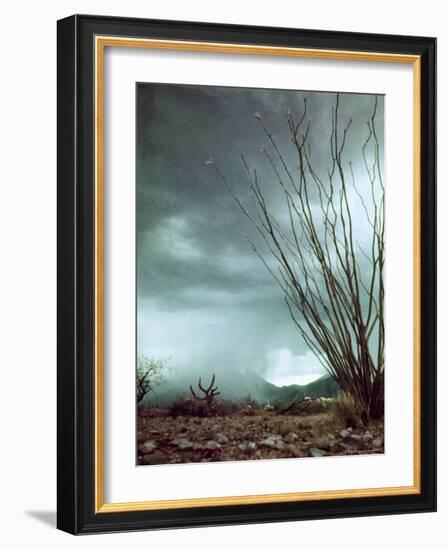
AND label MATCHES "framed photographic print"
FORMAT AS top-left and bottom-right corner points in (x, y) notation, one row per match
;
(57, 15), (436, 534)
